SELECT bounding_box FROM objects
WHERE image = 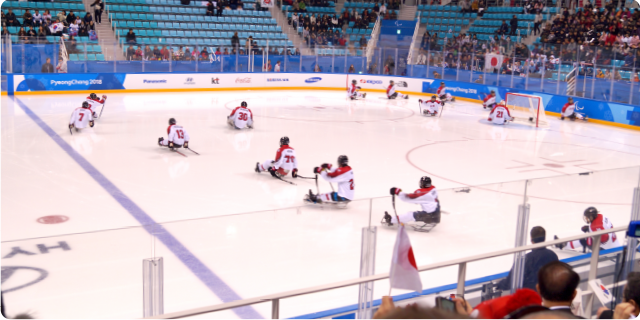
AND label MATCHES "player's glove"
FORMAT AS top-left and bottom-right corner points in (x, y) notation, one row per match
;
(268, 167), (278, 177)
(292, 168), (298, 178)
(581, 225), (590, 233)
(419, 99), (423, 103)
(321, 163), (332, 170)
(313, 167), (322, 174)
(89, 120), (94, 128)
(488, 118), (492, 121)
(184, 141), (189, 149)
(390, 187), (401, 195)
(102, 95), (107, 100)
(168, 141), (174, 149)
(69, 124), (73, 129)
(356, 86), (361, 90)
